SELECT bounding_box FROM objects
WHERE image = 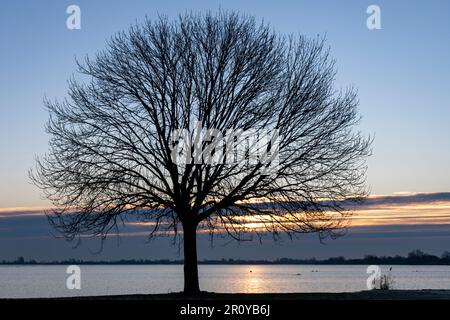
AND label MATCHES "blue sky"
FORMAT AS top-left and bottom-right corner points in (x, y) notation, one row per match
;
(1, 1), (450, 208)
(1, 1), (450, 259)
